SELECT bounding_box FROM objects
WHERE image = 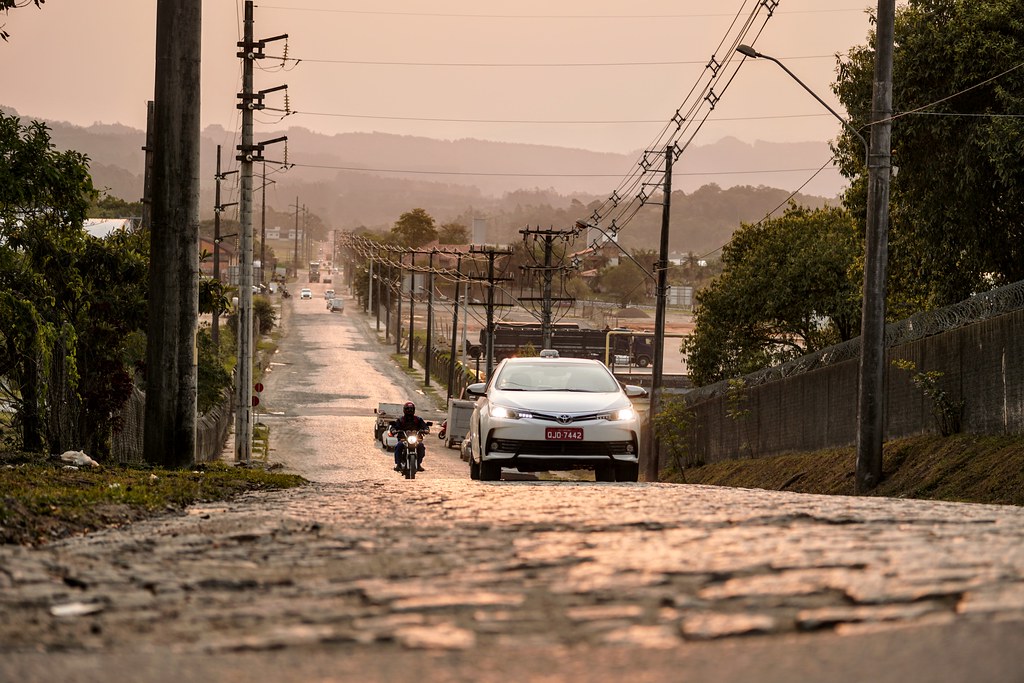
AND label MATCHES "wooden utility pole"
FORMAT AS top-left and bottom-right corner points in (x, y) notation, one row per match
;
(856, 0), (896, 493)
(425, 251), (435, 386)
(144, 0), (202, 468)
